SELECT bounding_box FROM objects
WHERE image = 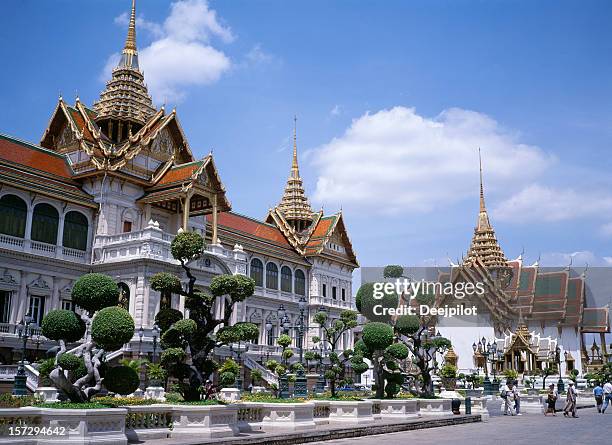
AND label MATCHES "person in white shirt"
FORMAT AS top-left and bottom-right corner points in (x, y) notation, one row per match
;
(602, 381), (612, 414)
(501, 381), (516, 416)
